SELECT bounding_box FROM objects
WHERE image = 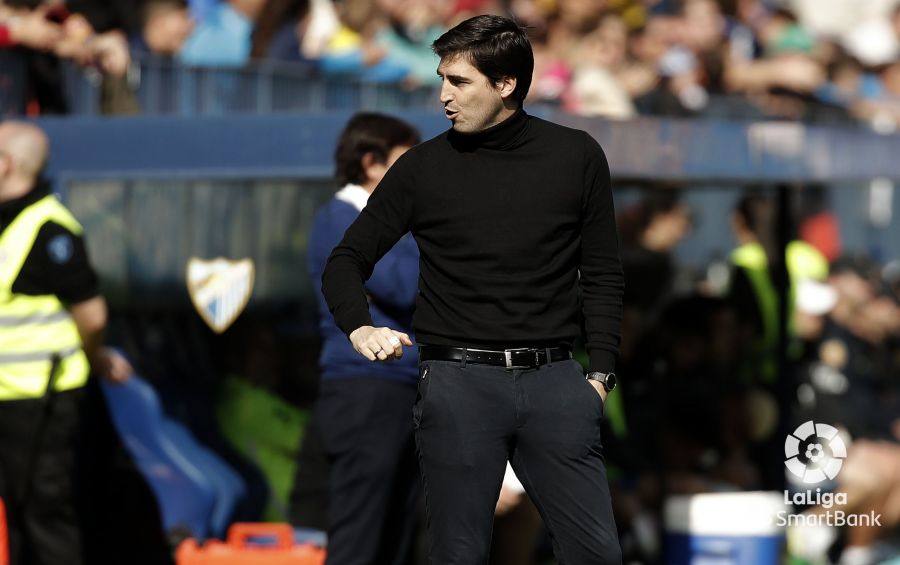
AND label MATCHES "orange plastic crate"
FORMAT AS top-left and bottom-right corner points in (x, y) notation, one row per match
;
(176, 523), (325, 565)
